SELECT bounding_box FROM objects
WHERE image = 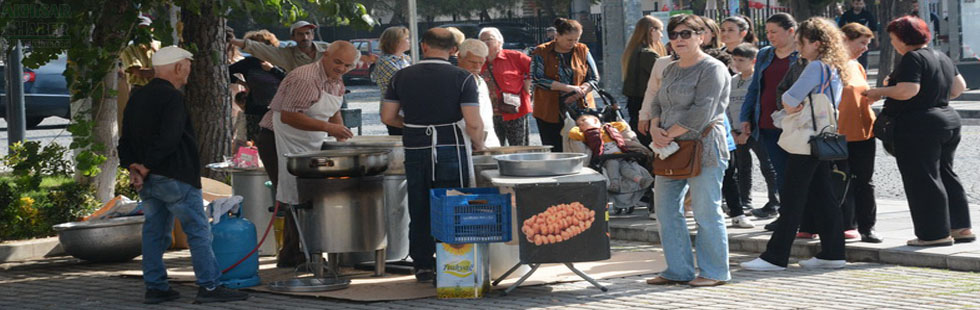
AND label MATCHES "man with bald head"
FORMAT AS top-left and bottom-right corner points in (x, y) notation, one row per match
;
(381, 28), (485, 282)
(119, 46), (250, 304)
(256, 40), (358, 267)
